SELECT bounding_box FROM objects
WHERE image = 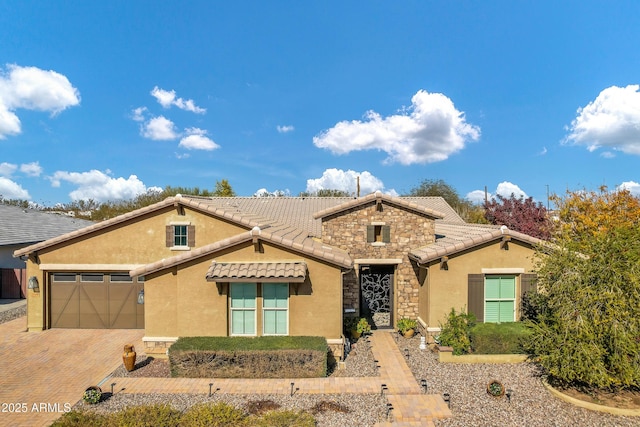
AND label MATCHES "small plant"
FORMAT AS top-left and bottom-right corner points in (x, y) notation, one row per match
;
(355, 318), (371, 334)
(487, 380), (505, 397)
(82, 387), (101, 404)
(396, 318), (417, 334)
